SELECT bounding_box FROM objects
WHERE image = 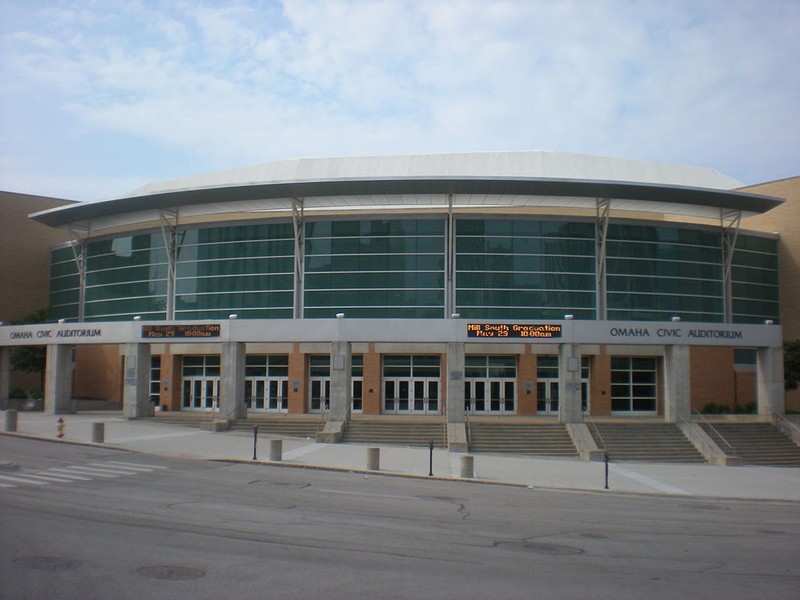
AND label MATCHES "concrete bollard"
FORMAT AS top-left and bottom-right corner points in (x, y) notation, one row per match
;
(269, 438), (283, 461)
(5, 409), (18, 432)
(460, 454), (474, 478)
(366, 446), (380, 471)
(92, 422), (105, 444)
